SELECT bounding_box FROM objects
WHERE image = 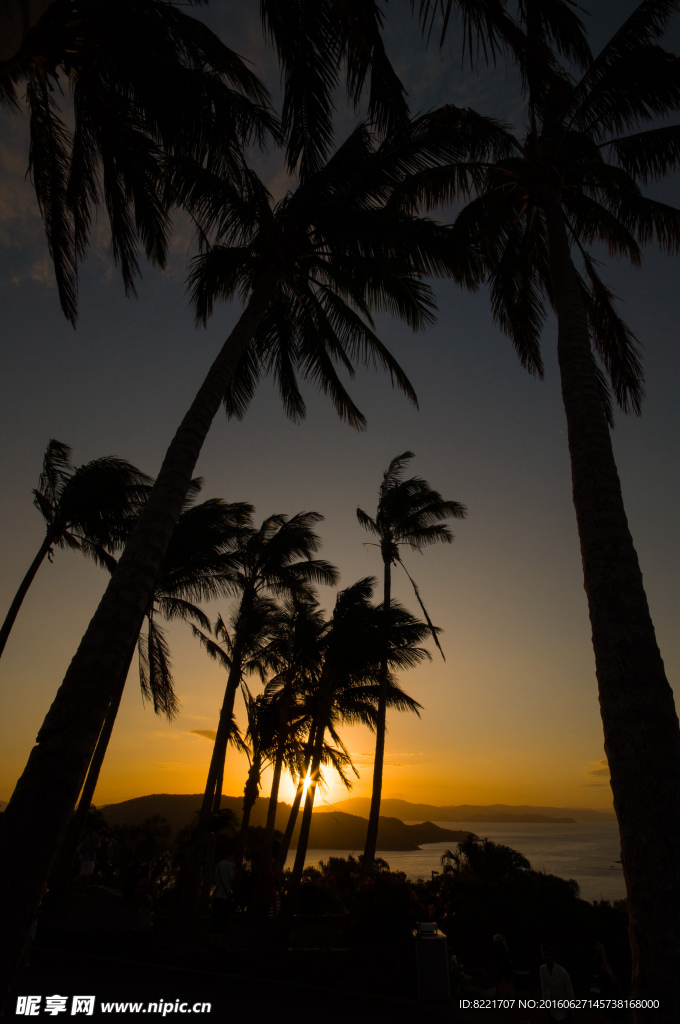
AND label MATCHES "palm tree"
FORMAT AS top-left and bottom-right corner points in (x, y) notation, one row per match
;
(252, 596), (365, 881)
(197, 513), (337, 818)
(0, 111), (474, 995)
(289, 577), (427, 894)
(441, 837), (531, 879)
(256, 596), (327, 875)
(357, 451), (466, 869)
(50, 489), (252, 892)
(193, 599), (287, 821)
(93, 488), (253, 762)
(180, 512), (338, 914)
(0, 0), (275, 323)
(237, 686), (278, 845)
(428, 2), (680, 1009)
(0, 440), (150, 663)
